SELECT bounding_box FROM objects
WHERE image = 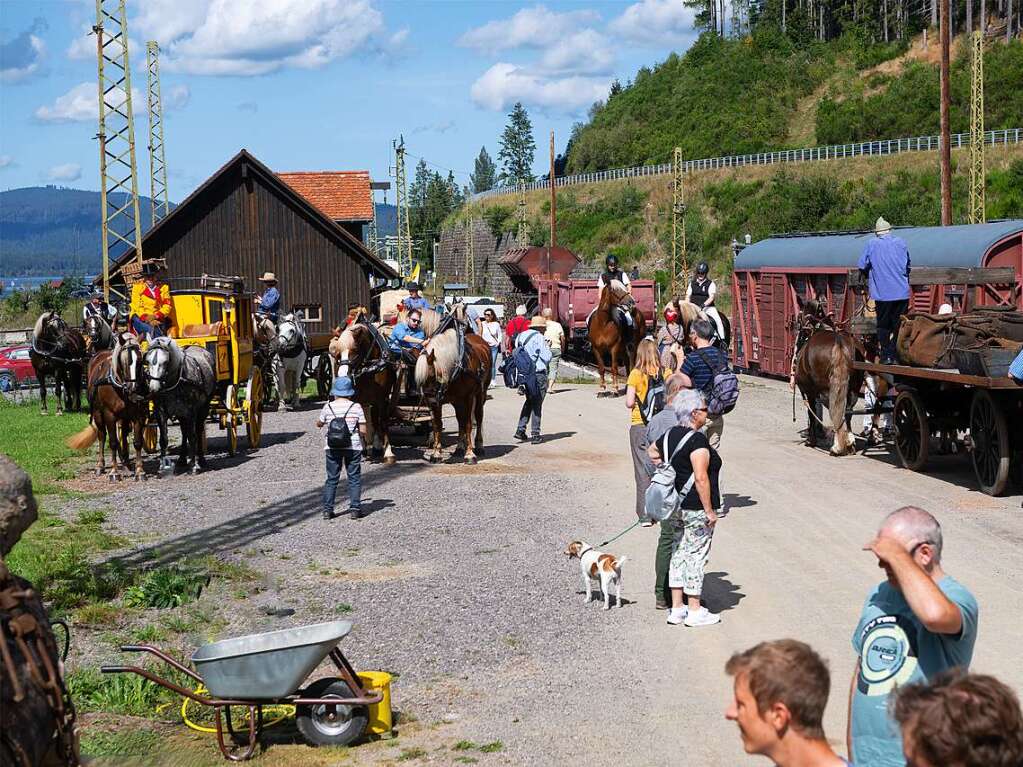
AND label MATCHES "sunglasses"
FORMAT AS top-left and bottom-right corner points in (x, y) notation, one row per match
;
(694, 407), (708, 413)
(409, 318), (420, 324)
